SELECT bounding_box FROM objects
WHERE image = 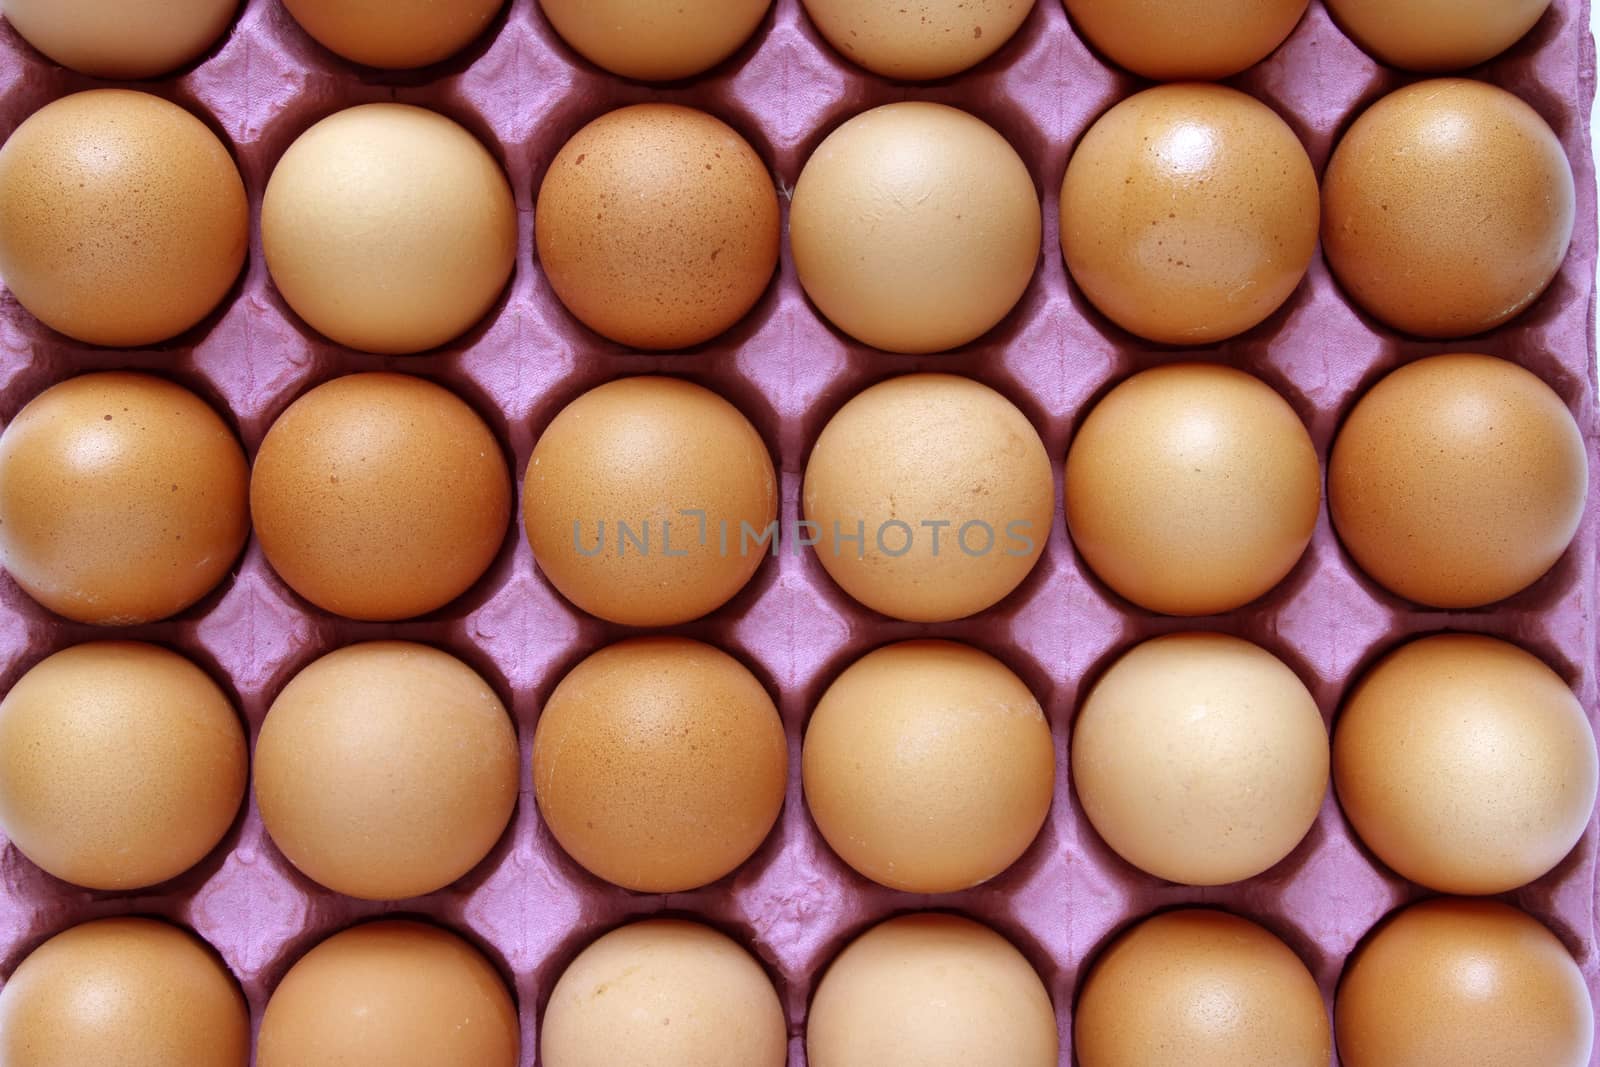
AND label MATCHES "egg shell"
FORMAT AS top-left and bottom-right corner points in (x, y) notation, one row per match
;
(540, 919), (787, 1067)
(0, 371), (250, 626)
(0, 89), (247, 347)
(1075, 909), (1331, 1067)
(531, 637), (787, 893)
(801, 639), (1055, 893)
(800, 0), (1035, 80)
(279, 0), (505, 69)
(534, 103), (780, 350)
(252, 642), (520, 901)
(257, 920), (518, 1067)
(1336, 899), (1594, 1067)
(1328, 353), (1588, 608)
(1062, 0), (1307, 80)
(790, 102), (1042, 353)
(250, 372), (512, 622)
(538, 0), (772, 81)
(1, 0), (237, 78)
(1322, 79), (1575, 339)
(0, 918), (248, 1067)
(1325, 0), (1552, 71)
